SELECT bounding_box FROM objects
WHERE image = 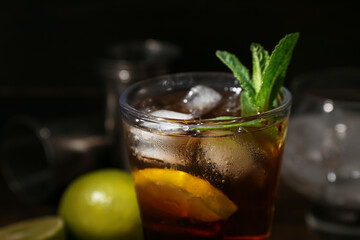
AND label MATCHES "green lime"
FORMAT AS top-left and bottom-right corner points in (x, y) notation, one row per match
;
(0, 216), (66, 240)
(58, 169), (142, 240)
